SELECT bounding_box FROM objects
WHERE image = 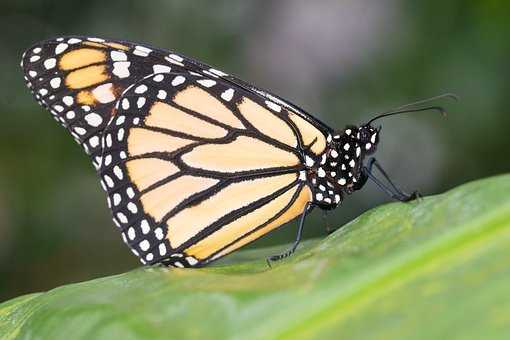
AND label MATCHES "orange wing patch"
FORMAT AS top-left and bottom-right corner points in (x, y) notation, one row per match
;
(59, 48), (106, 70)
